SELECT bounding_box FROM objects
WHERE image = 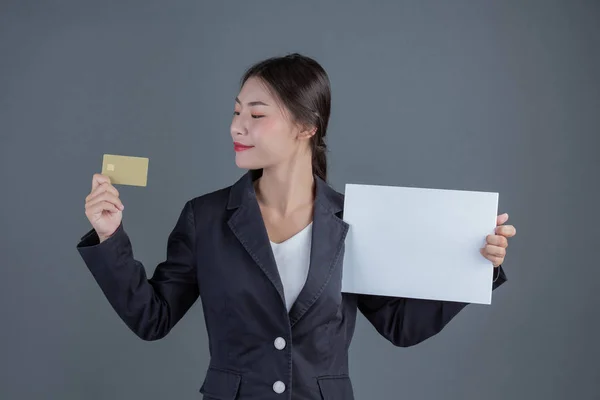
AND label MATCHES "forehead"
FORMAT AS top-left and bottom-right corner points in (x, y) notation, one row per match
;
(237, 76), (275, 102)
